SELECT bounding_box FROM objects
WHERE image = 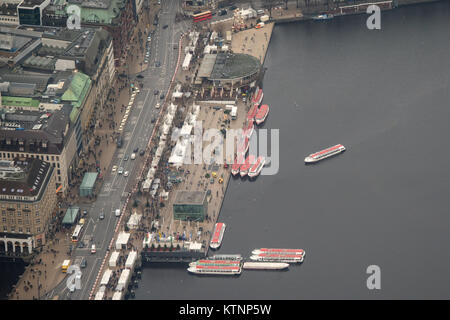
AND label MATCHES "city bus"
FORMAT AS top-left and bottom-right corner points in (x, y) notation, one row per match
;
(193, 11), (212, 23)
(62, 259), (71, 273)
(71, 224), (83, 242)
